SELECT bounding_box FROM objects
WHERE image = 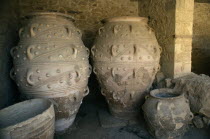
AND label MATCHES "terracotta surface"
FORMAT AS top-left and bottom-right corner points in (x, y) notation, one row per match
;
(10, 12), (91, 132)
(0, 99), (55, 139)
(142, 88), (193, 138)
(92, 16), (161, 119)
